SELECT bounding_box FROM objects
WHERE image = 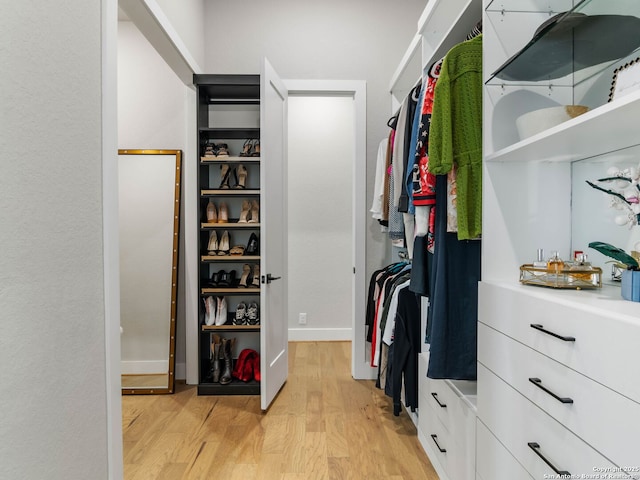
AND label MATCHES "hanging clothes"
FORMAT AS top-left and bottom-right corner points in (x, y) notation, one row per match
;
(426, 174), (480, 380)
(397, 82), (422, 213)
(390, 287), (421, 416)
(428, 35), (483, 240)
(371, 137), (390, 224)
